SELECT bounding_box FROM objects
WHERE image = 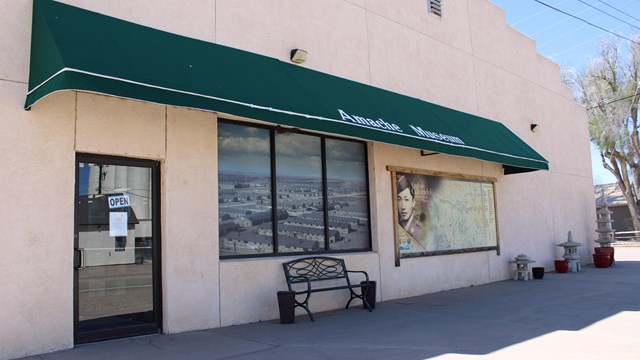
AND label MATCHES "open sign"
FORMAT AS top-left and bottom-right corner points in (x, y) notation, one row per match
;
(108, 194), (130, 209)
